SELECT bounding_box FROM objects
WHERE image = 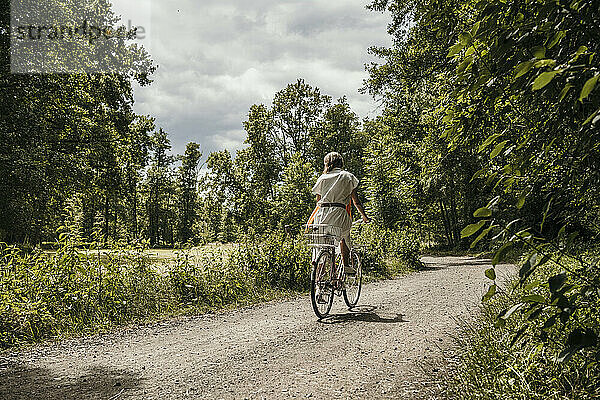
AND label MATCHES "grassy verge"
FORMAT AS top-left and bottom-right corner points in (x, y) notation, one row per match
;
(448, 251), (600, 399)
(0, 225), (421, 349)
